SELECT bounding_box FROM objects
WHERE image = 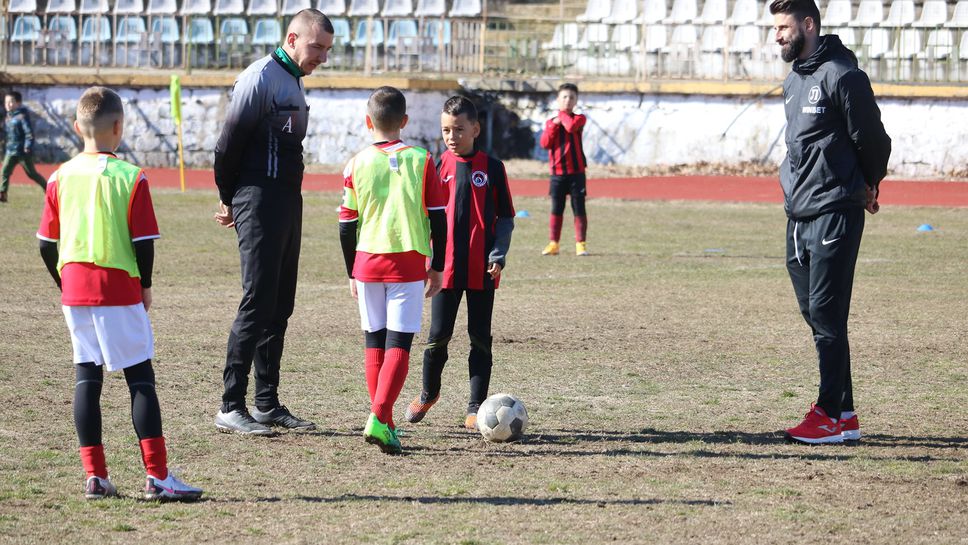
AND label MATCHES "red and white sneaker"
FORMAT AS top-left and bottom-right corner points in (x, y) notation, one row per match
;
(785, 405), (844, 444)
(840, 413), (861, 441)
